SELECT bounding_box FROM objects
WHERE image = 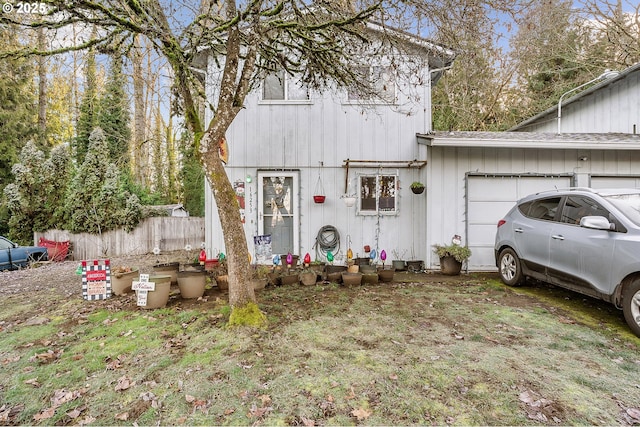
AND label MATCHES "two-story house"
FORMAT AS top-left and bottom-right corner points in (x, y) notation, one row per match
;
(203, 26), (456, 266)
